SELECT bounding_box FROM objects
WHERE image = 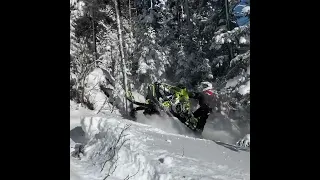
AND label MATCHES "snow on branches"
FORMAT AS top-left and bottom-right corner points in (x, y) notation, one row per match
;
(213, 23), (250, 45)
